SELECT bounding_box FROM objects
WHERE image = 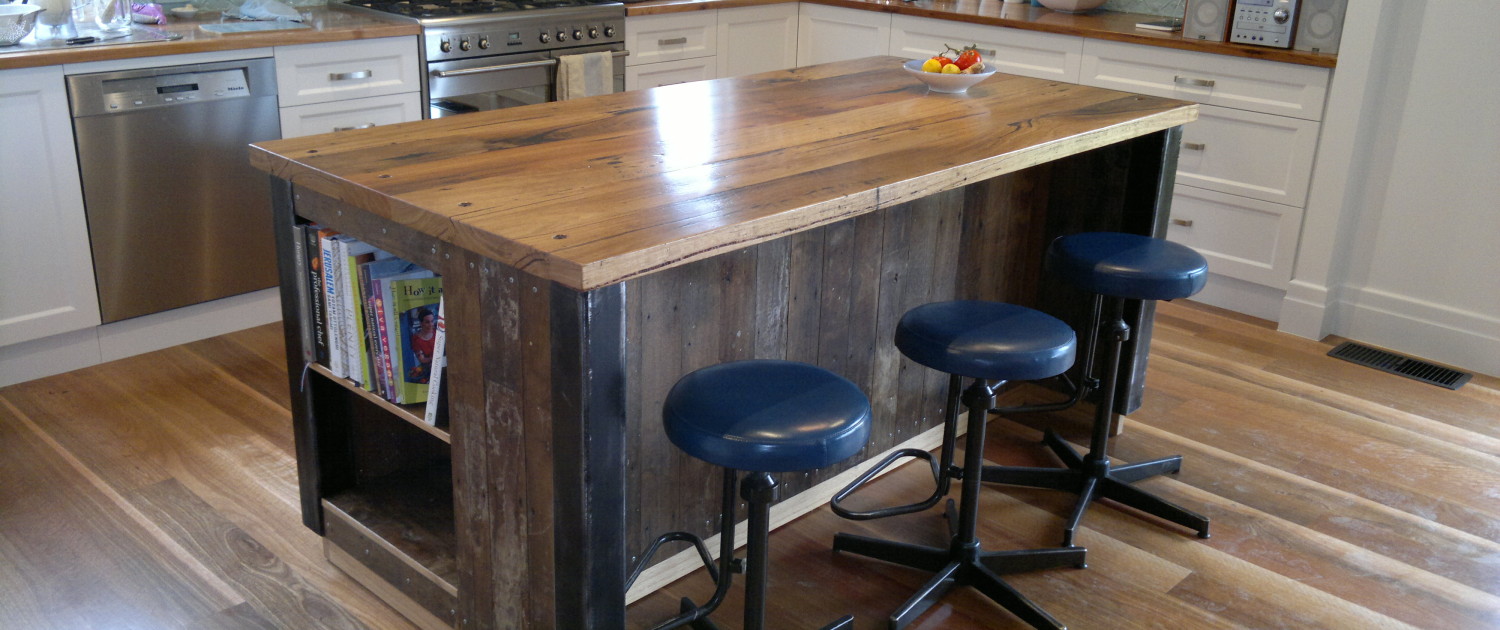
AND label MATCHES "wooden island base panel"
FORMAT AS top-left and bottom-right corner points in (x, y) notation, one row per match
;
(249, 56), (1196, 629)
